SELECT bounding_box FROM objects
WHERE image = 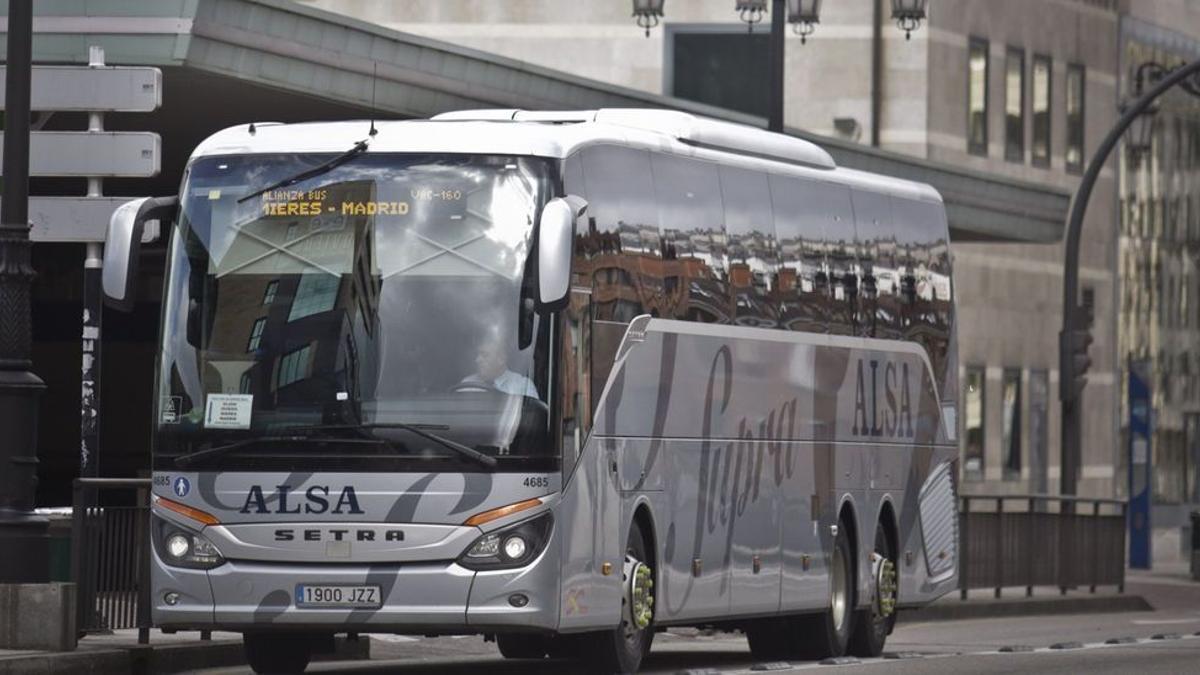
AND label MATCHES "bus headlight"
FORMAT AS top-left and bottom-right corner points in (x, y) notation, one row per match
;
(459, 512), (552, 571)
(153, 516), (226, 570)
